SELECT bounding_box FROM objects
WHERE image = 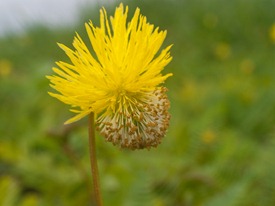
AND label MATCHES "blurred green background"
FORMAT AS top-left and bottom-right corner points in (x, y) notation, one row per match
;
(1, 0), (275, 205)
